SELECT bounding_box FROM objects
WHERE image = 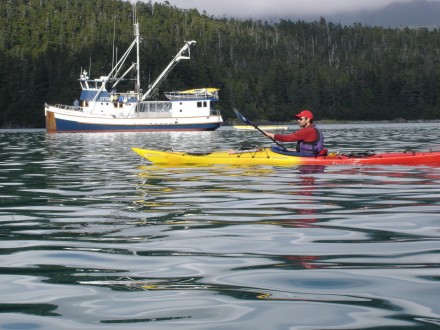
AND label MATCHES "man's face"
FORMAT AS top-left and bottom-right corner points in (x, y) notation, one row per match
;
(297, 116), (310, 128)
